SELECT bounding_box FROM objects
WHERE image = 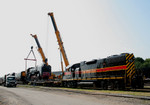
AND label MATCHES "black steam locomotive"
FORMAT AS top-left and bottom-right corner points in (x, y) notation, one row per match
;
(25, 64), (51, 83)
